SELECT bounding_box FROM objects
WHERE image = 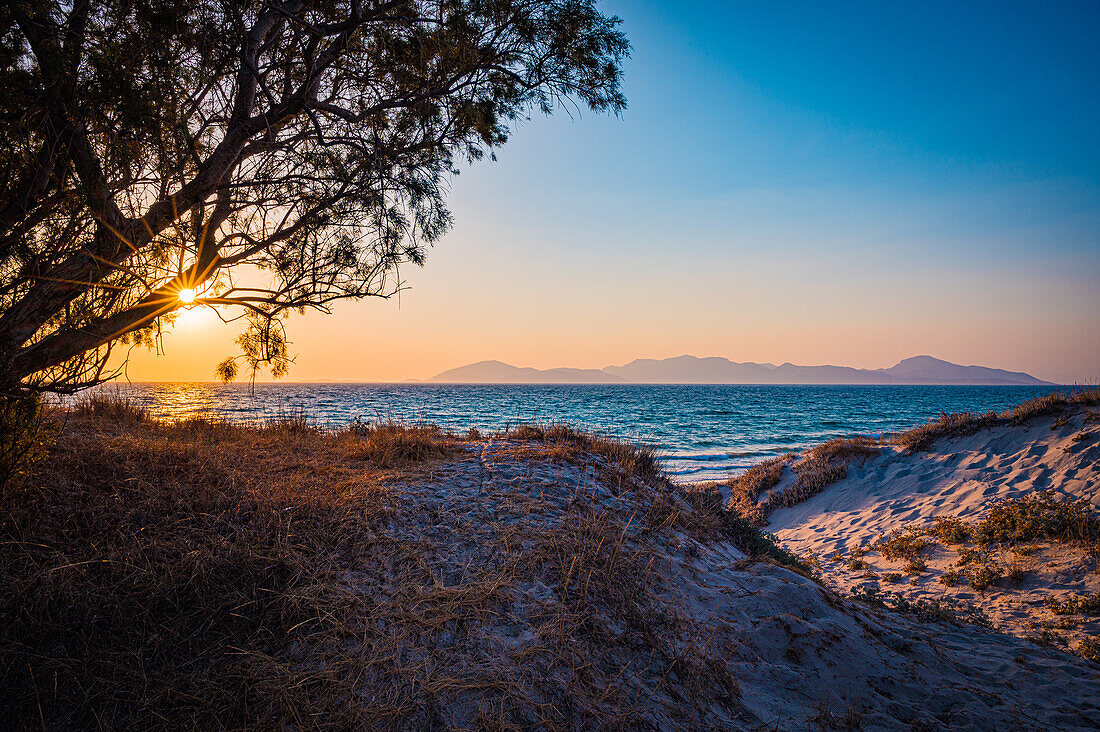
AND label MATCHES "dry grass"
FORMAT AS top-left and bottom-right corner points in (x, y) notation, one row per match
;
(722, 438), (879, 525)
(0, 406), (769, 728)
(891, 388), (1100, 452)
(770, 438), (878, 510)
(69, 390), (150, 425)
(1, 410), (401, 728)
(1003, 388), (1100, 424)
(346, 418), (465, 467)
(891, 411), (998, 452)
(503, 422), (663, 484)
(723, 455), (790, 525)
